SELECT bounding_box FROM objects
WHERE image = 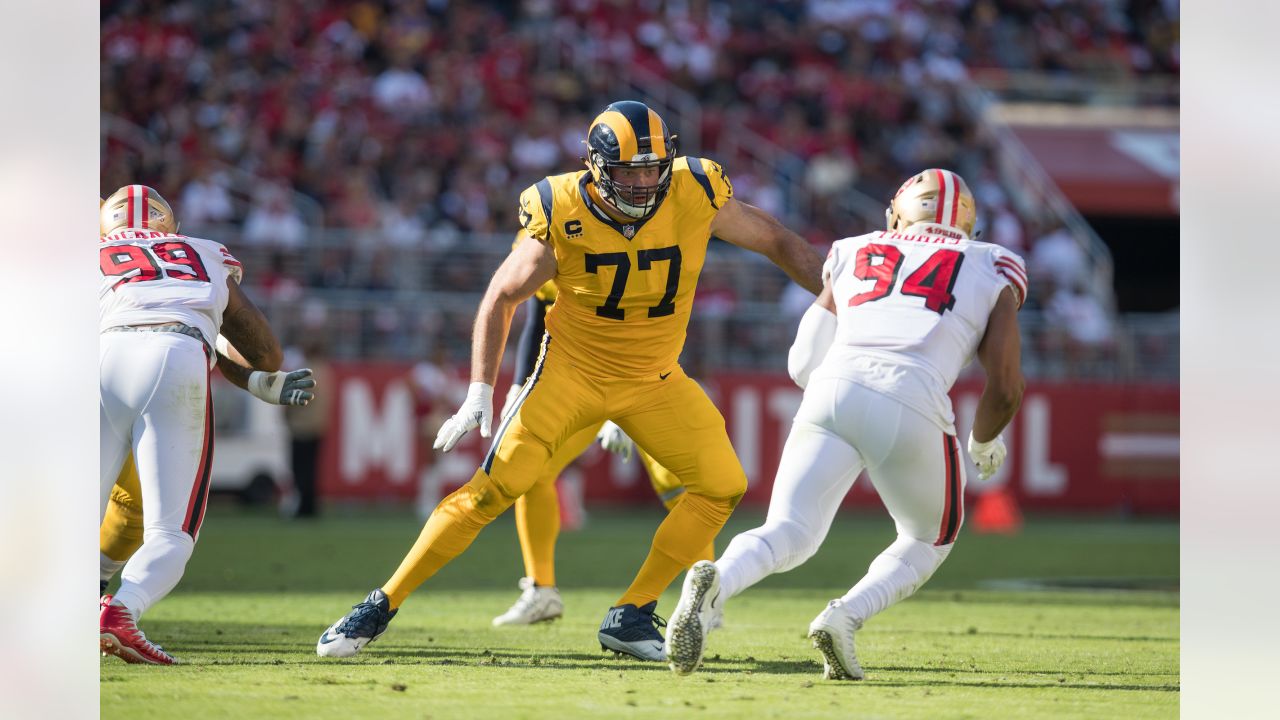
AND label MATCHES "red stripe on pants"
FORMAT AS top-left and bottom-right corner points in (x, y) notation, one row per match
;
(936, 434), (962, 545)
(182, 371), (214, 538)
